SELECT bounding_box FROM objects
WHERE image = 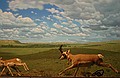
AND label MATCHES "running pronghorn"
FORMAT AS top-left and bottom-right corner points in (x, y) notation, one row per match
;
(0, 57), (29, 76)
(58, 45), (118, 76)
